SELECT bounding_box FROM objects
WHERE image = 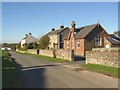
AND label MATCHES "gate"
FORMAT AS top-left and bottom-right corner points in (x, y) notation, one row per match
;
(71, 50), (74, 61)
